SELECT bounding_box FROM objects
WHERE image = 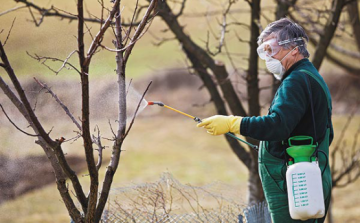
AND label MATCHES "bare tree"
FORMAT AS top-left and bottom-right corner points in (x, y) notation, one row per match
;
(0, 0), (157, 222)
(347, 0), (360, 52)
(150, 0), (262, 205)
(290, 0), (360, 76)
